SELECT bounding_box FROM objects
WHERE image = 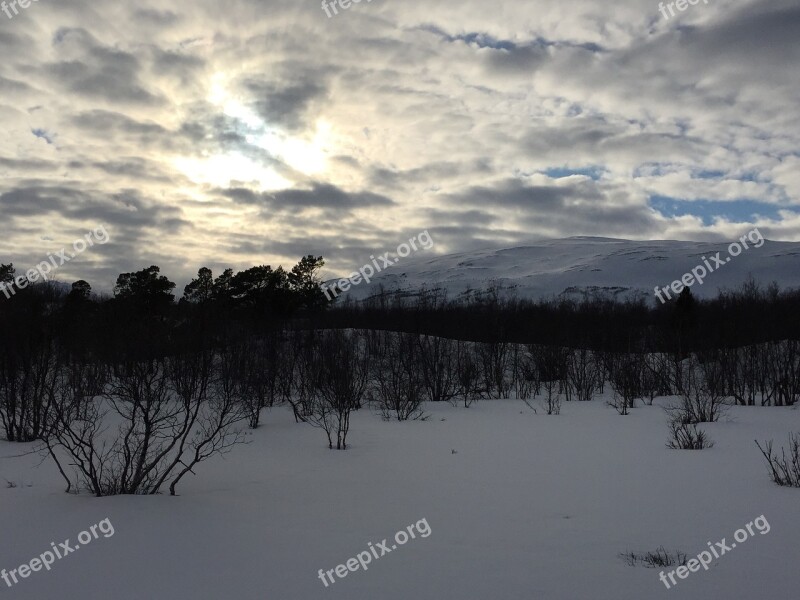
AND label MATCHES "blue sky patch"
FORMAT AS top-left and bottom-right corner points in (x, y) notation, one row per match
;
(649, 195), (789, 225)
